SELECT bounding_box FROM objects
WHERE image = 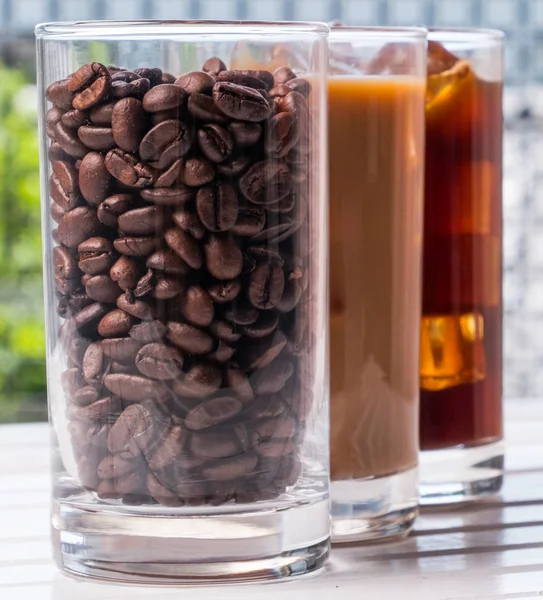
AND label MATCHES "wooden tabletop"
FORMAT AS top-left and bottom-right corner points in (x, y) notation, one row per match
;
(1, 399), (543, 599)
